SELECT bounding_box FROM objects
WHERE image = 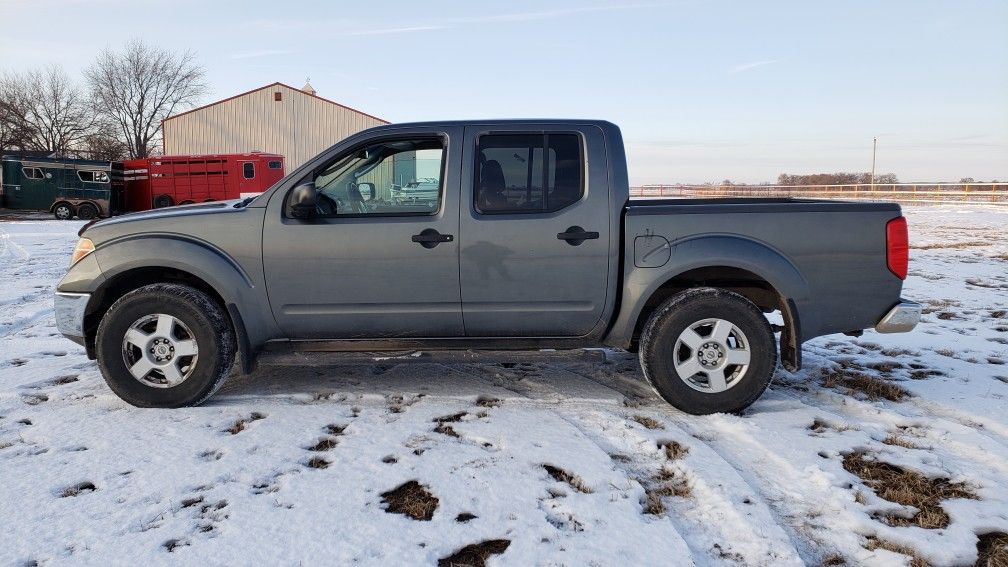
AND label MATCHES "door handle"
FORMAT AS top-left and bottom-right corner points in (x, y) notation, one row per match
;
(412, 228), (454, 249)
(557, 226), (599, 246)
